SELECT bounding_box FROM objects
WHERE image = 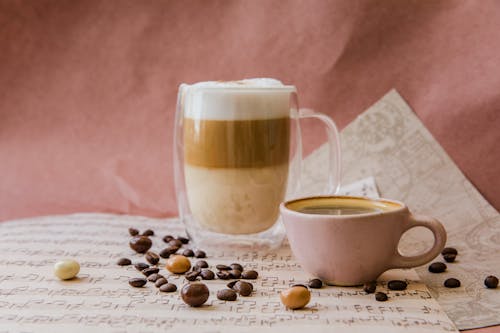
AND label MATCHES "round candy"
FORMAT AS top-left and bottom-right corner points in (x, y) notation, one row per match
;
(54, 259), (80, 280)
